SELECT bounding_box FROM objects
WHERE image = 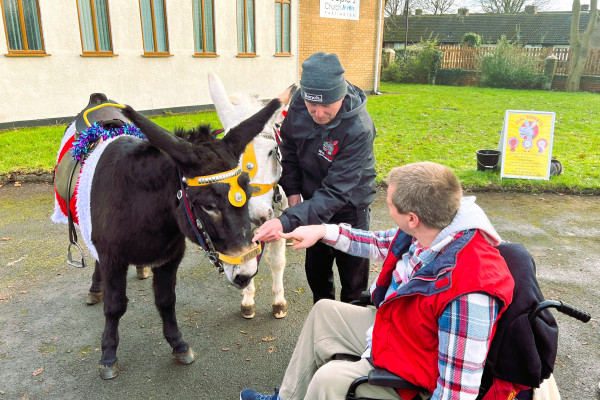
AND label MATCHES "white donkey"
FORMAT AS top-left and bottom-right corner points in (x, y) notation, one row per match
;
(208, 72), (291, 319)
